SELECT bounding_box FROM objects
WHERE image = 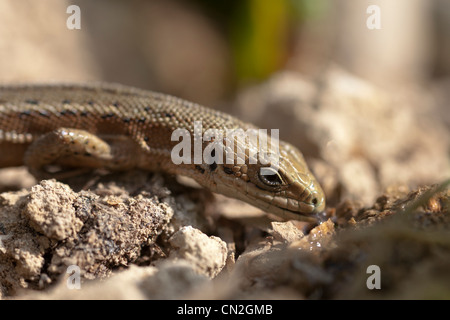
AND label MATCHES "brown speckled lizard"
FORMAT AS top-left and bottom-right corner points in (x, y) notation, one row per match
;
(0, 83), (325, 221)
